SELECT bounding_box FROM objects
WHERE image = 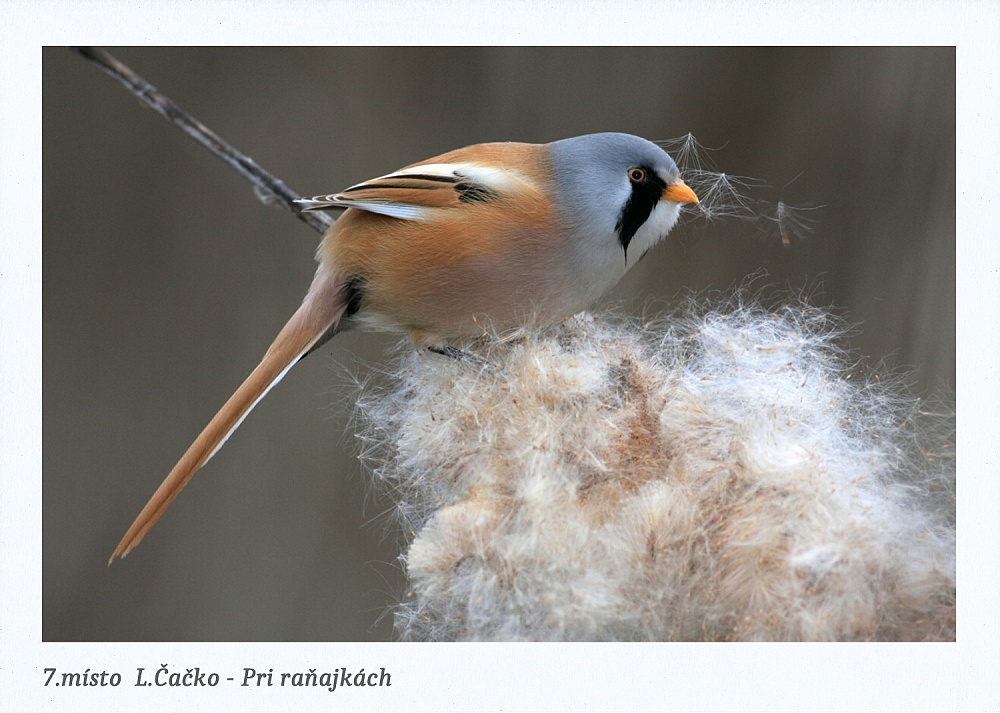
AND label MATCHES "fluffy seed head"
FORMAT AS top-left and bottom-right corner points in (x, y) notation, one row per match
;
(352, 299), (955, 641)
